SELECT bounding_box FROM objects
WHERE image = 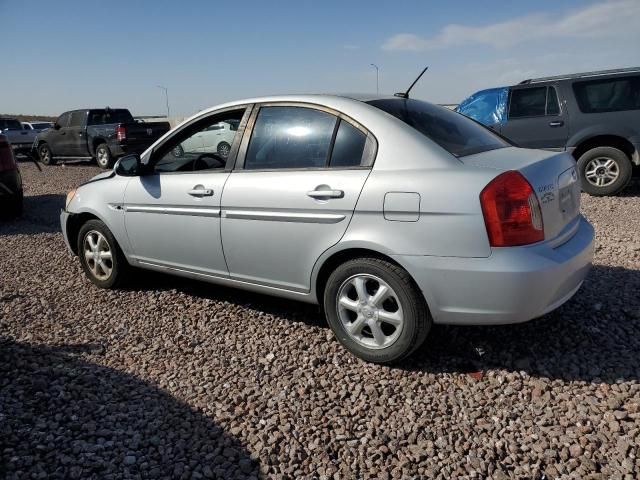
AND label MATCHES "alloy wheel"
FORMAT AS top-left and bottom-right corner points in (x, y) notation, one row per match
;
(336, 274), (404, 349)
(584, 157), (619, 187)
(83, 230), (113, 281)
